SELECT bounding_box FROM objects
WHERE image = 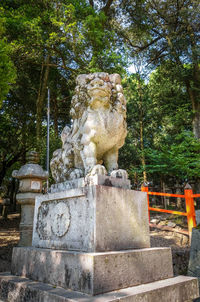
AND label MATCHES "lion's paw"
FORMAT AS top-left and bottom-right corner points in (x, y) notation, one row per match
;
(70, 169), (84, 179)
(89, 164), (108, 176)
(110, 169), (128, 179)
